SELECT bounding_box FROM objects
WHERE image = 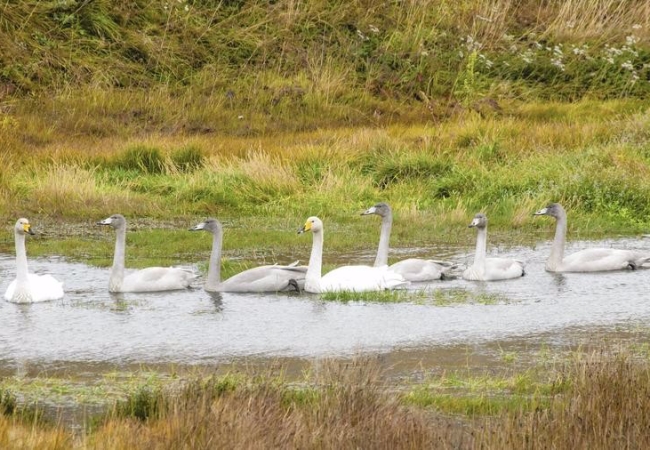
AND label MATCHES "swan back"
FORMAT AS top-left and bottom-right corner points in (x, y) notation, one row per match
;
(4, 218), (64, 303)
